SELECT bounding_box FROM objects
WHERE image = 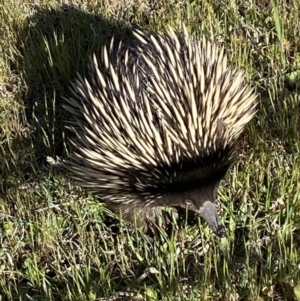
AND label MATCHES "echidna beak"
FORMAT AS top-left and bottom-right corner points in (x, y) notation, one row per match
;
(199, 201), (226, 238)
